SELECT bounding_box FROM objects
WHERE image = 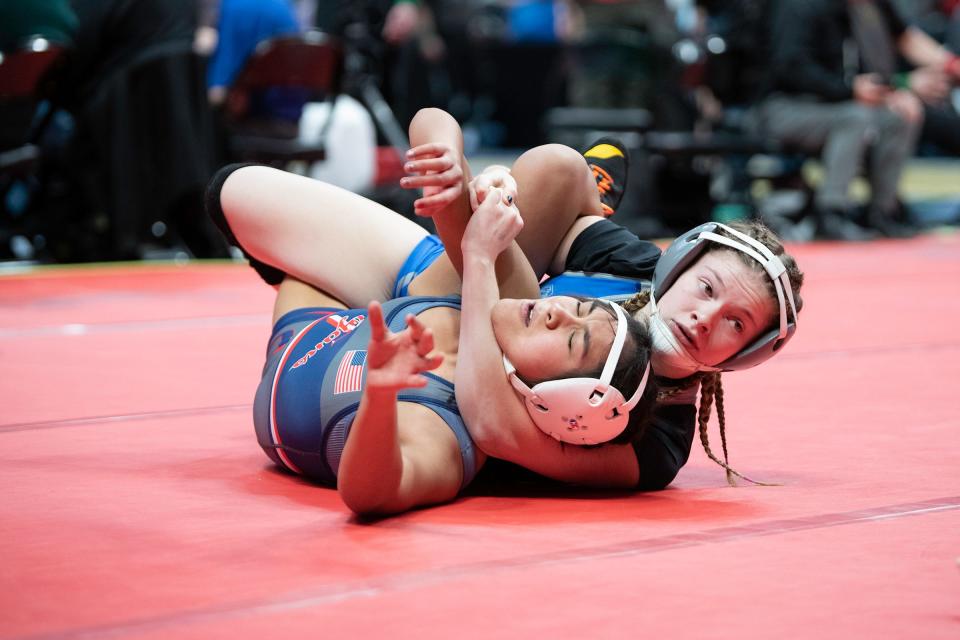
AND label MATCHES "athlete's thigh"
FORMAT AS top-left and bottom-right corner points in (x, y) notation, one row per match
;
(511, 144), (601, 278)
(272, 276), (347, 325)
(222, 165), (429, 307)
